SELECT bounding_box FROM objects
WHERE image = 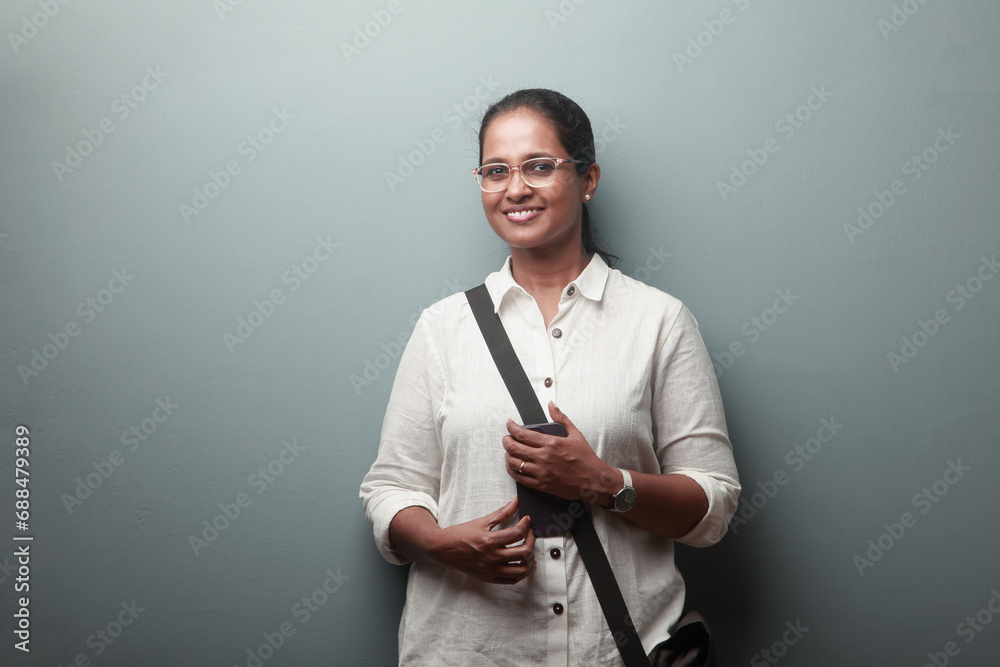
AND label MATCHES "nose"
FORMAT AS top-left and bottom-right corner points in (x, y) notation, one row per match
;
(505, 165), (532, 200)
